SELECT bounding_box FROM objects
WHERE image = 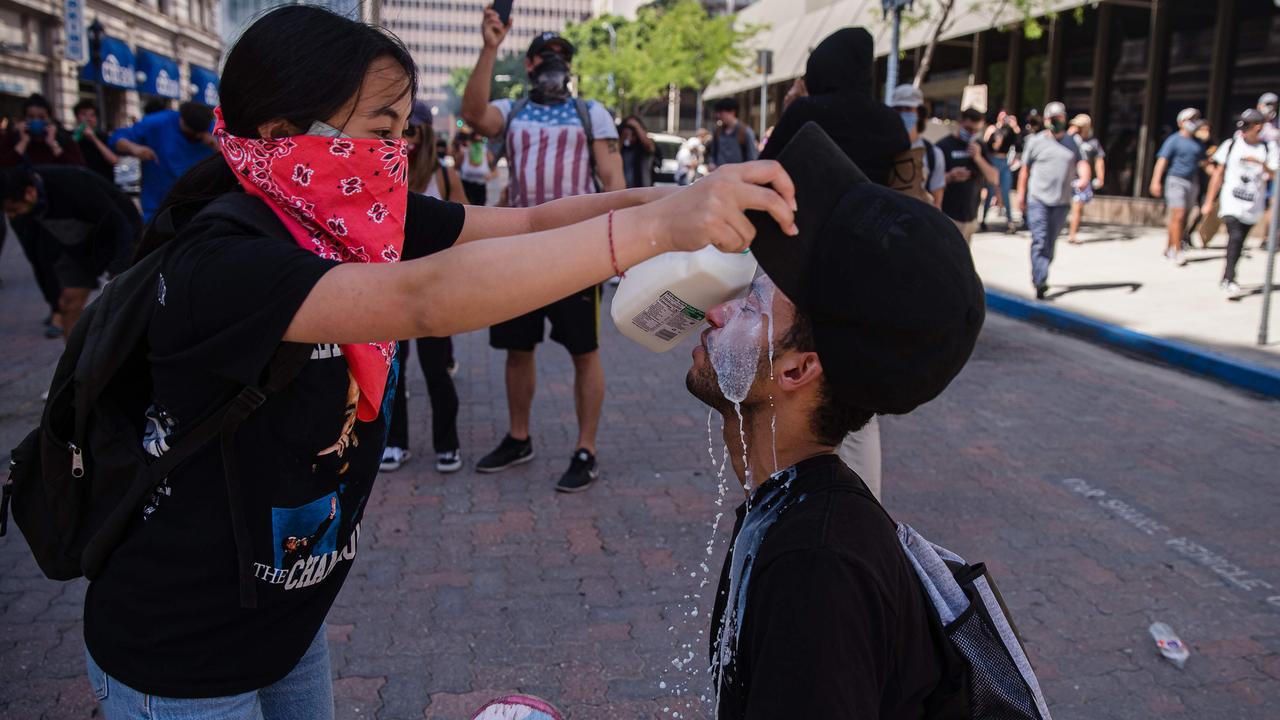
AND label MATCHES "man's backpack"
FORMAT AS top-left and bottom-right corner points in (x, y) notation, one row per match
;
(1, 193), (312, 608)
(898, 523), (1054, 719)
(491, 96), (601, 193)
